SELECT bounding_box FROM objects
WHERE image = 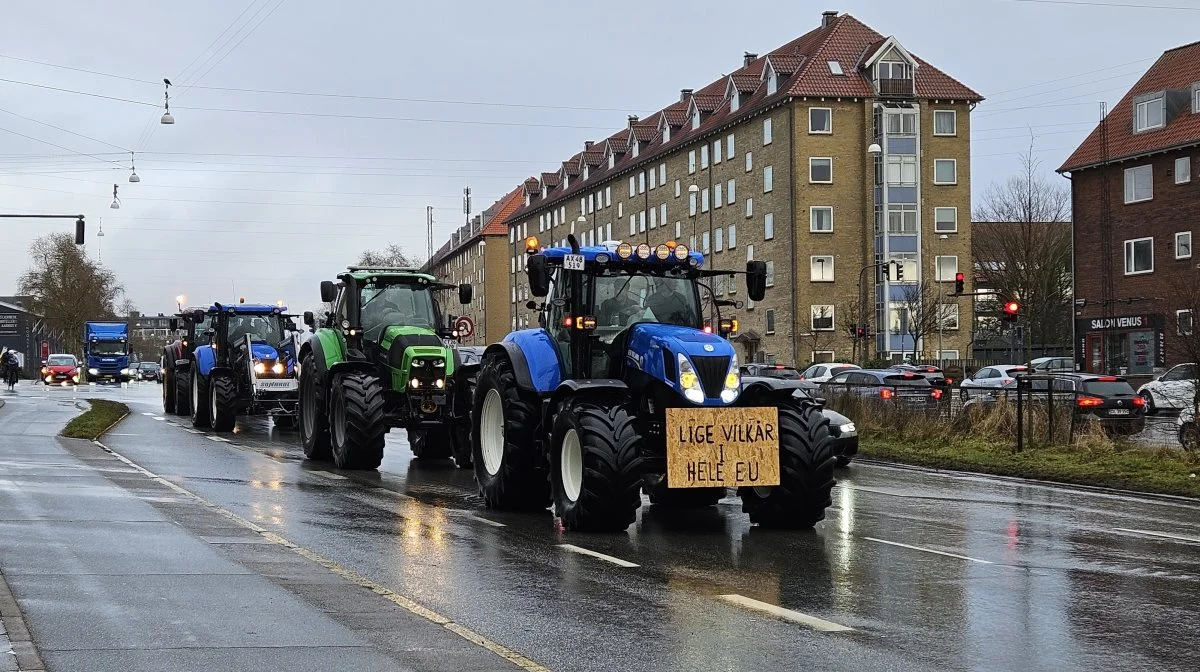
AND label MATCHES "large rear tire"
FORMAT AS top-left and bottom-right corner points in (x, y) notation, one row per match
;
(162, 369), (176, 414)
(190, 368), (211, 428)
(408, 429), (453, 460)
(738, 399), (836, 529)
(175, 369), (191, 416)
(299, 353), (331, 460)
(210, 374), (237, 432)
(329, 371), (385, 470)
(551, 400), (643, 531)
(471, 356), (549, 510)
